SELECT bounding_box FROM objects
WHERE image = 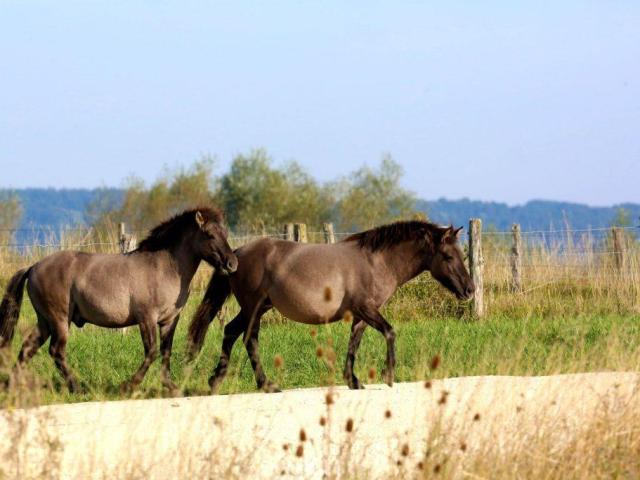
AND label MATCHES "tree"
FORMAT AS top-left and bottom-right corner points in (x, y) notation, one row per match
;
(91, 158), (217, 234)
(0, 193), (23, 245)
(218, 149), (333, 230)
(335, 155), (416, 230)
